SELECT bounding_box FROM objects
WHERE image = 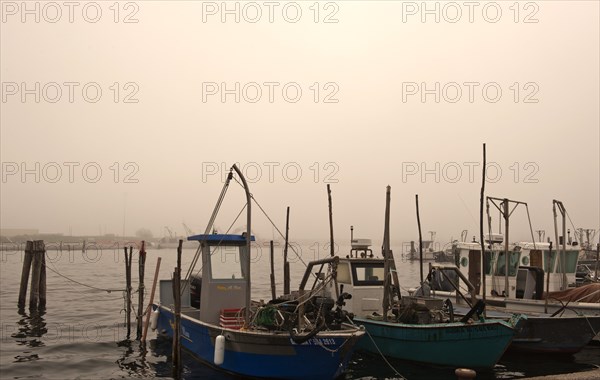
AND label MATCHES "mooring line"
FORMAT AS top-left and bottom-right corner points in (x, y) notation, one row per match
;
(44, 260), (124, 293)
(344, 316), (406, 379)
(363, 328), (407, 379)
